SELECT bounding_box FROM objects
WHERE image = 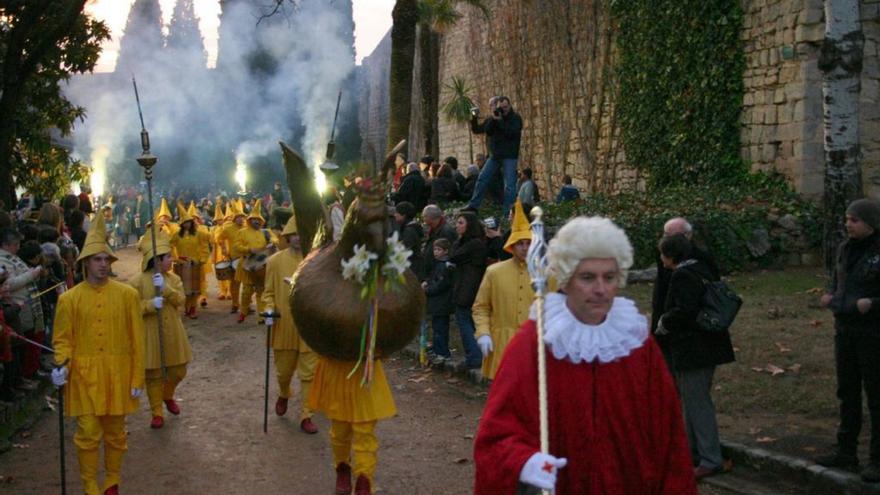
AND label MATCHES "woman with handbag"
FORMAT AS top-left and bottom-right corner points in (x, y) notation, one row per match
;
(655, 234), (735, 480)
